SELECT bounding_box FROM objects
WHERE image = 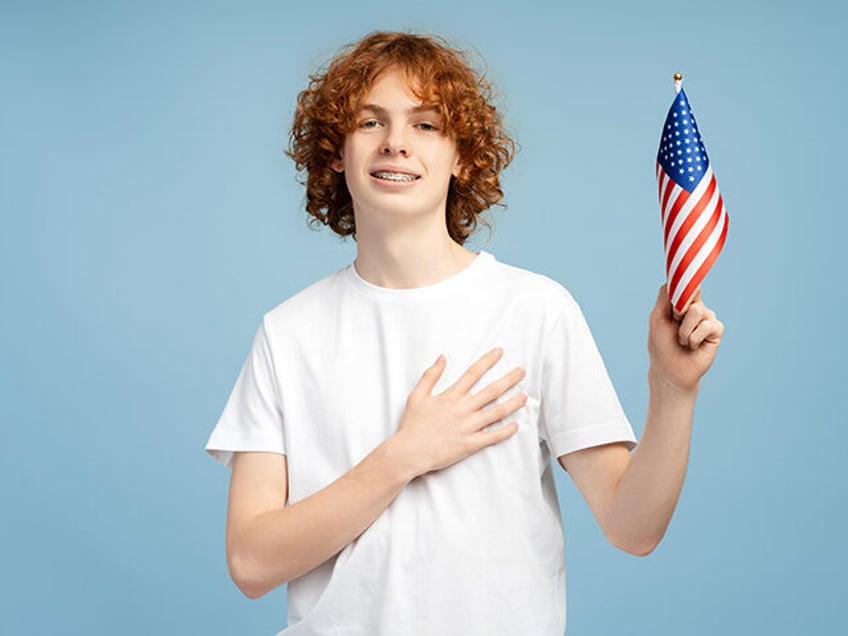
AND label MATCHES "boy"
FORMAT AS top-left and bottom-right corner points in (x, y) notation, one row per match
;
(206, 31), (724, 635)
